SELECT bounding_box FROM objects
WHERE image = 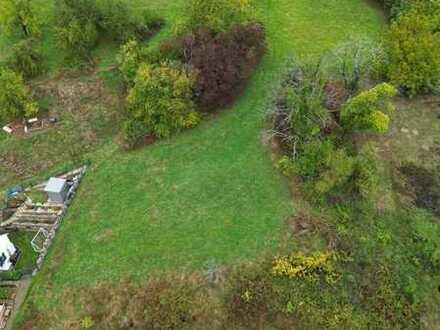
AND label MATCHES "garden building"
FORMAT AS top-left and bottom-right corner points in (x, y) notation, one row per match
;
(0, 234), (18, 271)
(44, 178), (69, 204)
